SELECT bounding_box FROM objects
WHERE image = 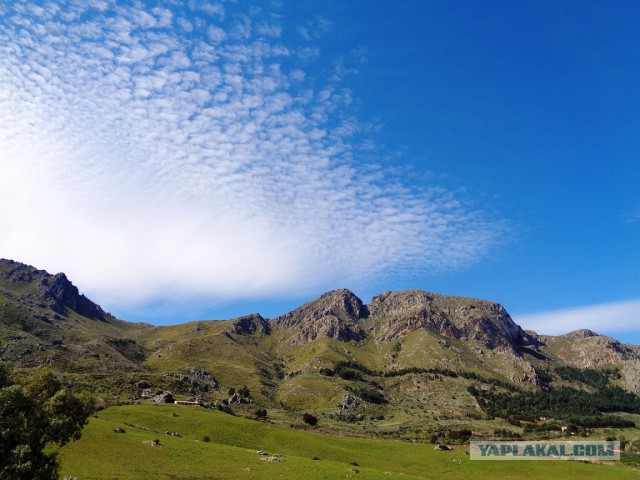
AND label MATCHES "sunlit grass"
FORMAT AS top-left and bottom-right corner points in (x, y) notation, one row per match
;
(59, 404), (639, 480)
